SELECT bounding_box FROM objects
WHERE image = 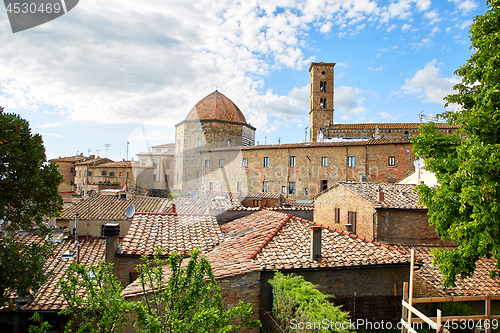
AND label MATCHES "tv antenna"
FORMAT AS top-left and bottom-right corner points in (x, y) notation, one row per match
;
(105, 144), (111, 158)
(277, 137), (282, 144)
